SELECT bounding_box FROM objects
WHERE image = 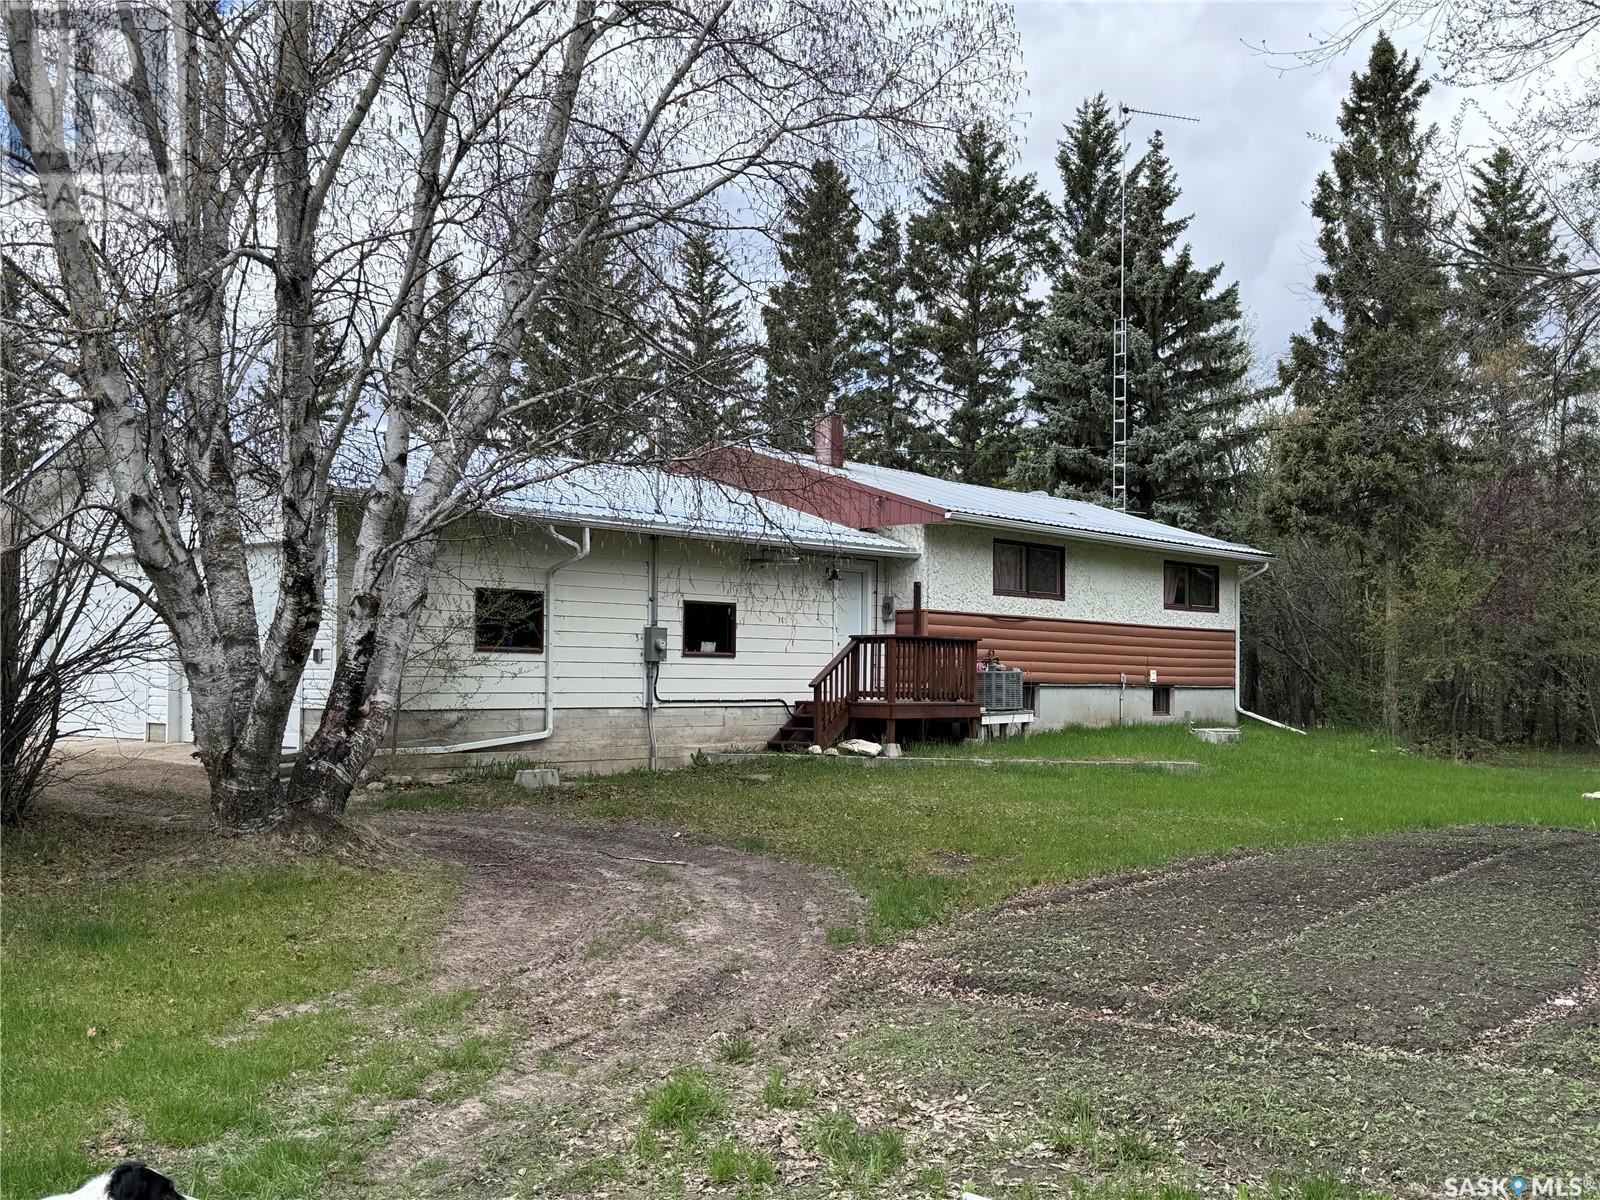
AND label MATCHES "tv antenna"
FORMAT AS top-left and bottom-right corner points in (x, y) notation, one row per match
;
(1113, 102), (1199, 513)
